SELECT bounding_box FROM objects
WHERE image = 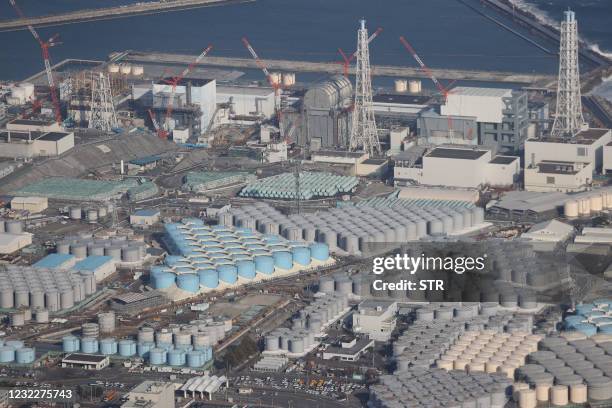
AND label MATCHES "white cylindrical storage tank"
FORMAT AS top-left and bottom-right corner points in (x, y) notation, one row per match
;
(282, 72), (296, 87)
(35, 308), (49, 323)
(550, 385), (568, 406)
(394, 79), (408, 93)
(408, 80), (422, 93)
(590, 194), (603, 212)
(98, 312), (115, 333)
(82, 322), (100, 338)
(270, 72), (282, 86)
(69, 207), (82, 220)
(10, 311), (25, 327)
(120, 64), (132, 75)
(108, 63), (120, 74)
(578, 198), (591, 216)
(564, 200), (579, 218)
(138, 327), (155, 343)
(5, 220), (23, 234)
(132, 65), (144, 76)
(86, 209), (98, 223)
